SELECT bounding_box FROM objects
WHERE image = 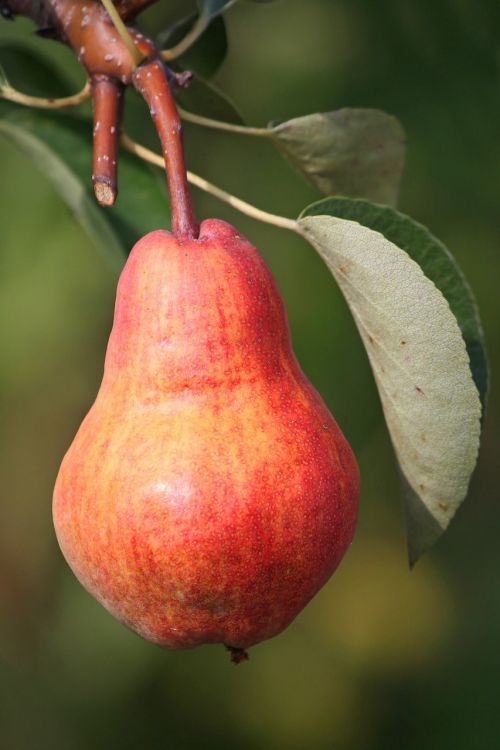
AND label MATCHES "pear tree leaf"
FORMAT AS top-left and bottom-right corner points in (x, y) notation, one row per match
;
(157, 13), (228, 79)
(301, 197), (488, 413)
(0, 102), (170, 272)
(298, 207), (482, 563)
(271, 109), (406, 206)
